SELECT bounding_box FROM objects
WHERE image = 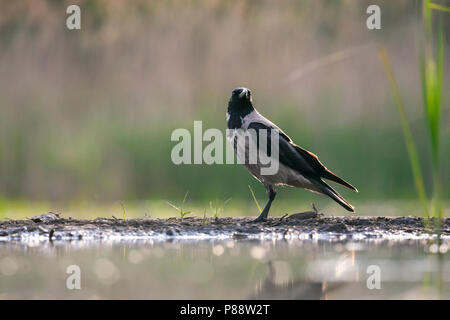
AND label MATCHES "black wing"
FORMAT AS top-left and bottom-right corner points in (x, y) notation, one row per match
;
(248, 122), (318, 178)
(247, 122), (357, 192)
